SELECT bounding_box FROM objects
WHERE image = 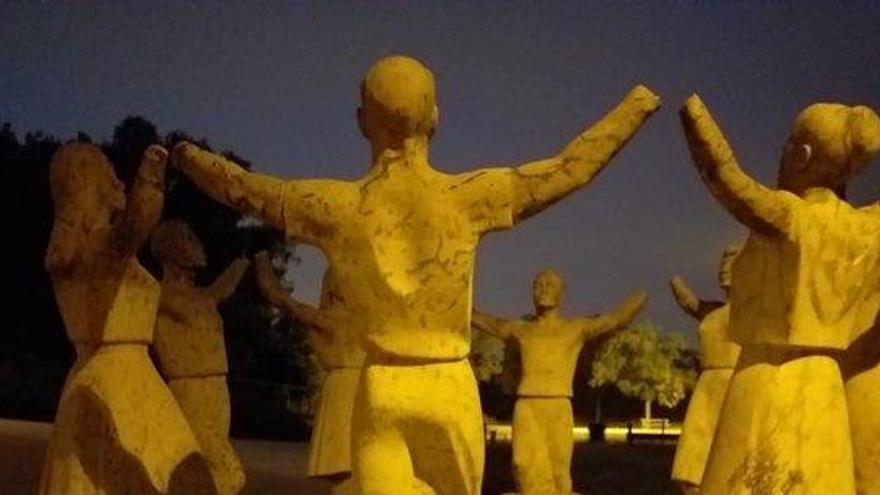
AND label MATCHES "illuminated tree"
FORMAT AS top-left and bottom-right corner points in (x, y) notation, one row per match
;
(589, 321), (696, 422)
